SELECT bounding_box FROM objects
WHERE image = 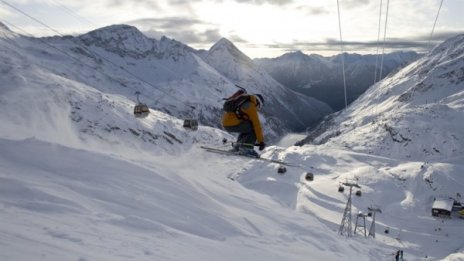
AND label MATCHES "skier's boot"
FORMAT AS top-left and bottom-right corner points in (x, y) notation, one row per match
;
(238, 147), (260, 158)
(229, 144), (239, 152)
